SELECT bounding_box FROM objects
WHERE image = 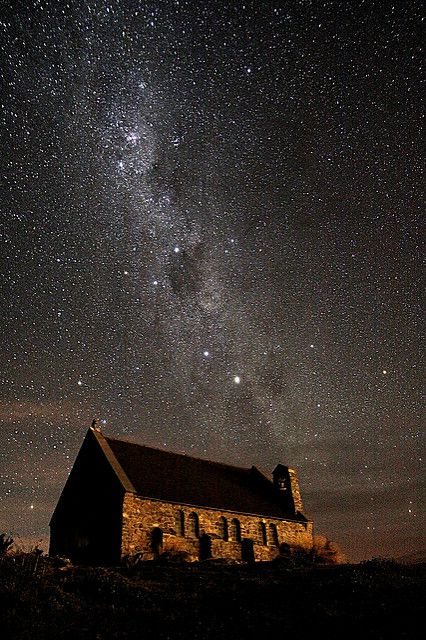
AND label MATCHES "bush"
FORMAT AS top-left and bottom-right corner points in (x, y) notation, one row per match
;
(0, 533), (14, 556)
(159, 538), (196, 563)
(122, 552), (144, 568)
(278, 535), (346, 567)
(359, 557), (403, 574)
(278, 542), (312, 567)
(311, 535), (346, 565)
